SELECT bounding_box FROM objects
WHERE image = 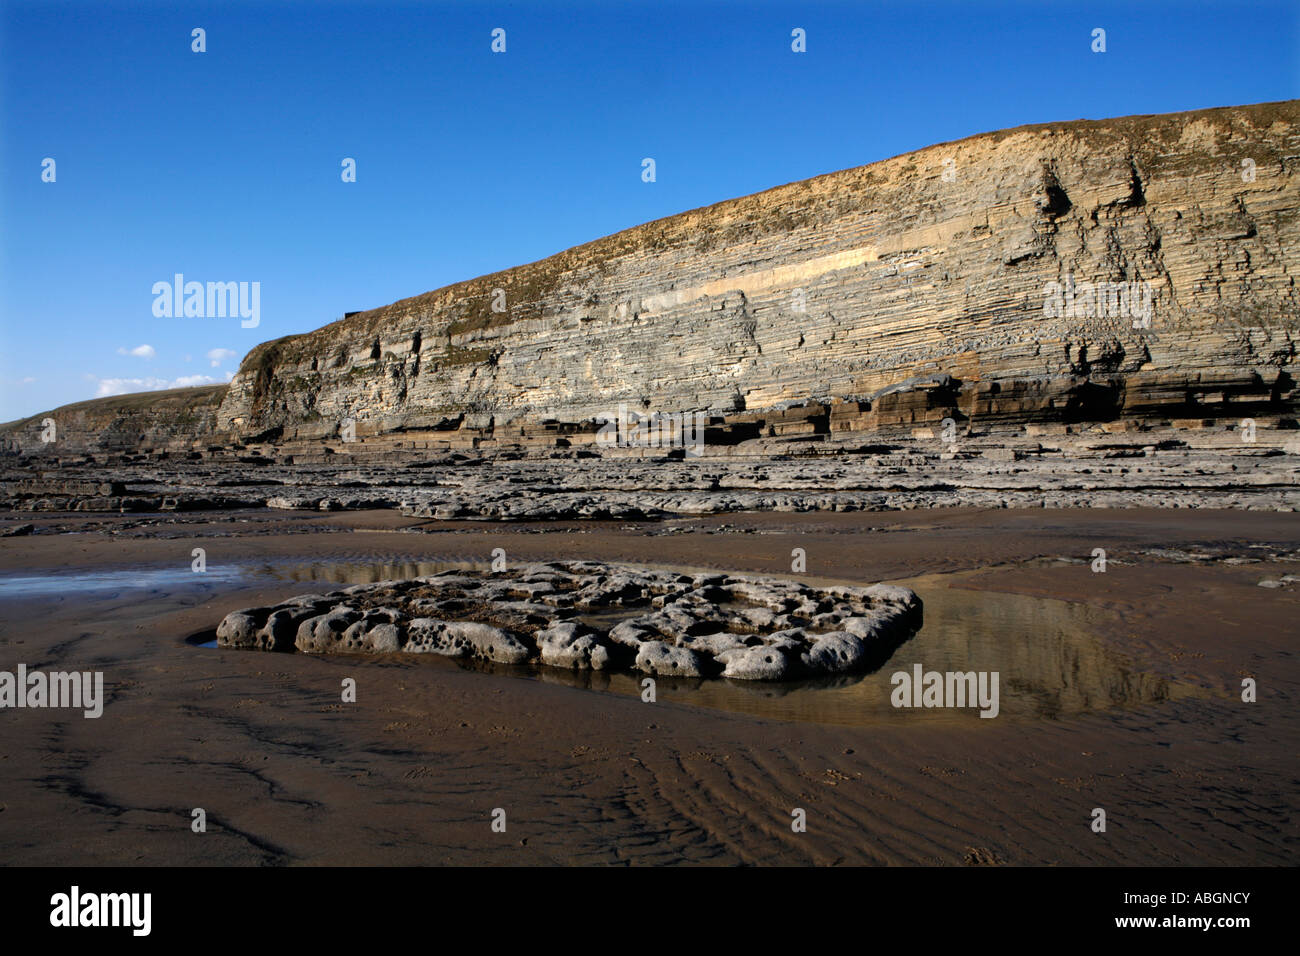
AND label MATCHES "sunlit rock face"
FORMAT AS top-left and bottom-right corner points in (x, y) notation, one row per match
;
(212, 101), (1297, 444)
(4, 101), (1296, 460)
